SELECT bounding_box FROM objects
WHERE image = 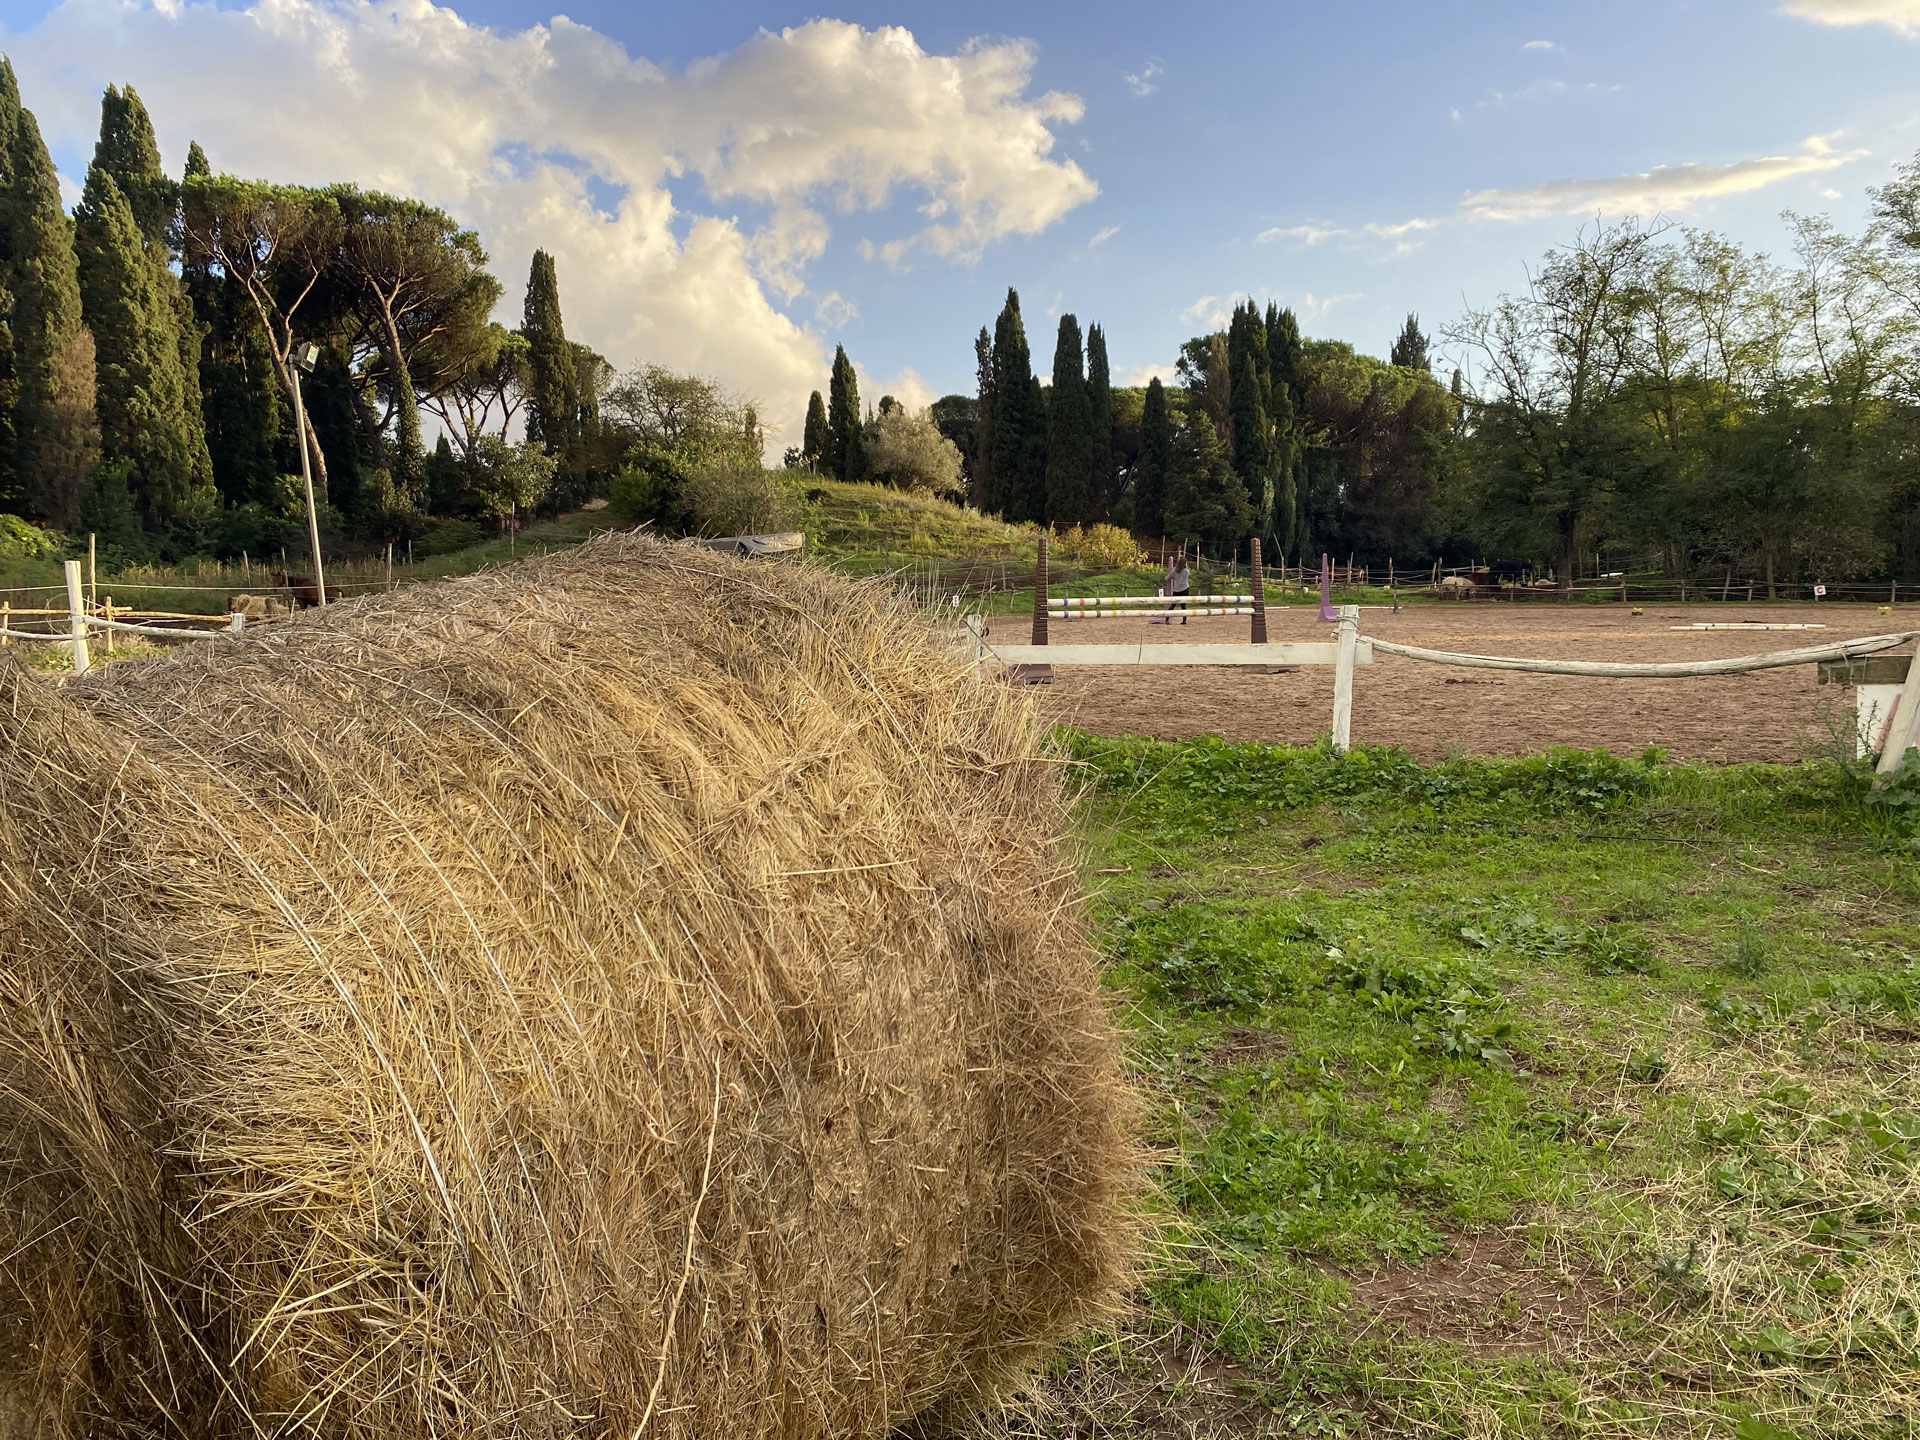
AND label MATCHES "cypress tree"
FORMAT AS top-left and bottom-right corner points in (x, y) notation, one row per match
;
(986, 289), (1043, 522)
(1085, 322), (1113, 517)
(522, 249), (578, 454)
(1023, 374), (1048, 522)
(1134, 377), (1172, 538)
(1390, 313), (1429, 371)
(826, 344), (865, 482)
(1266, 303), (1307, 551)
(76, 84), (214, 527)
(1044, 313), (1094, 526)
(0, 61), (95, 525)
(93, 86), (172, 249)
(77, 167), (213, 523)
(1163, 404), (1248, 552)
(971, 325), (993, 507)
(1227, 302), (1271, 538)
(802, 389), (828, 469)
